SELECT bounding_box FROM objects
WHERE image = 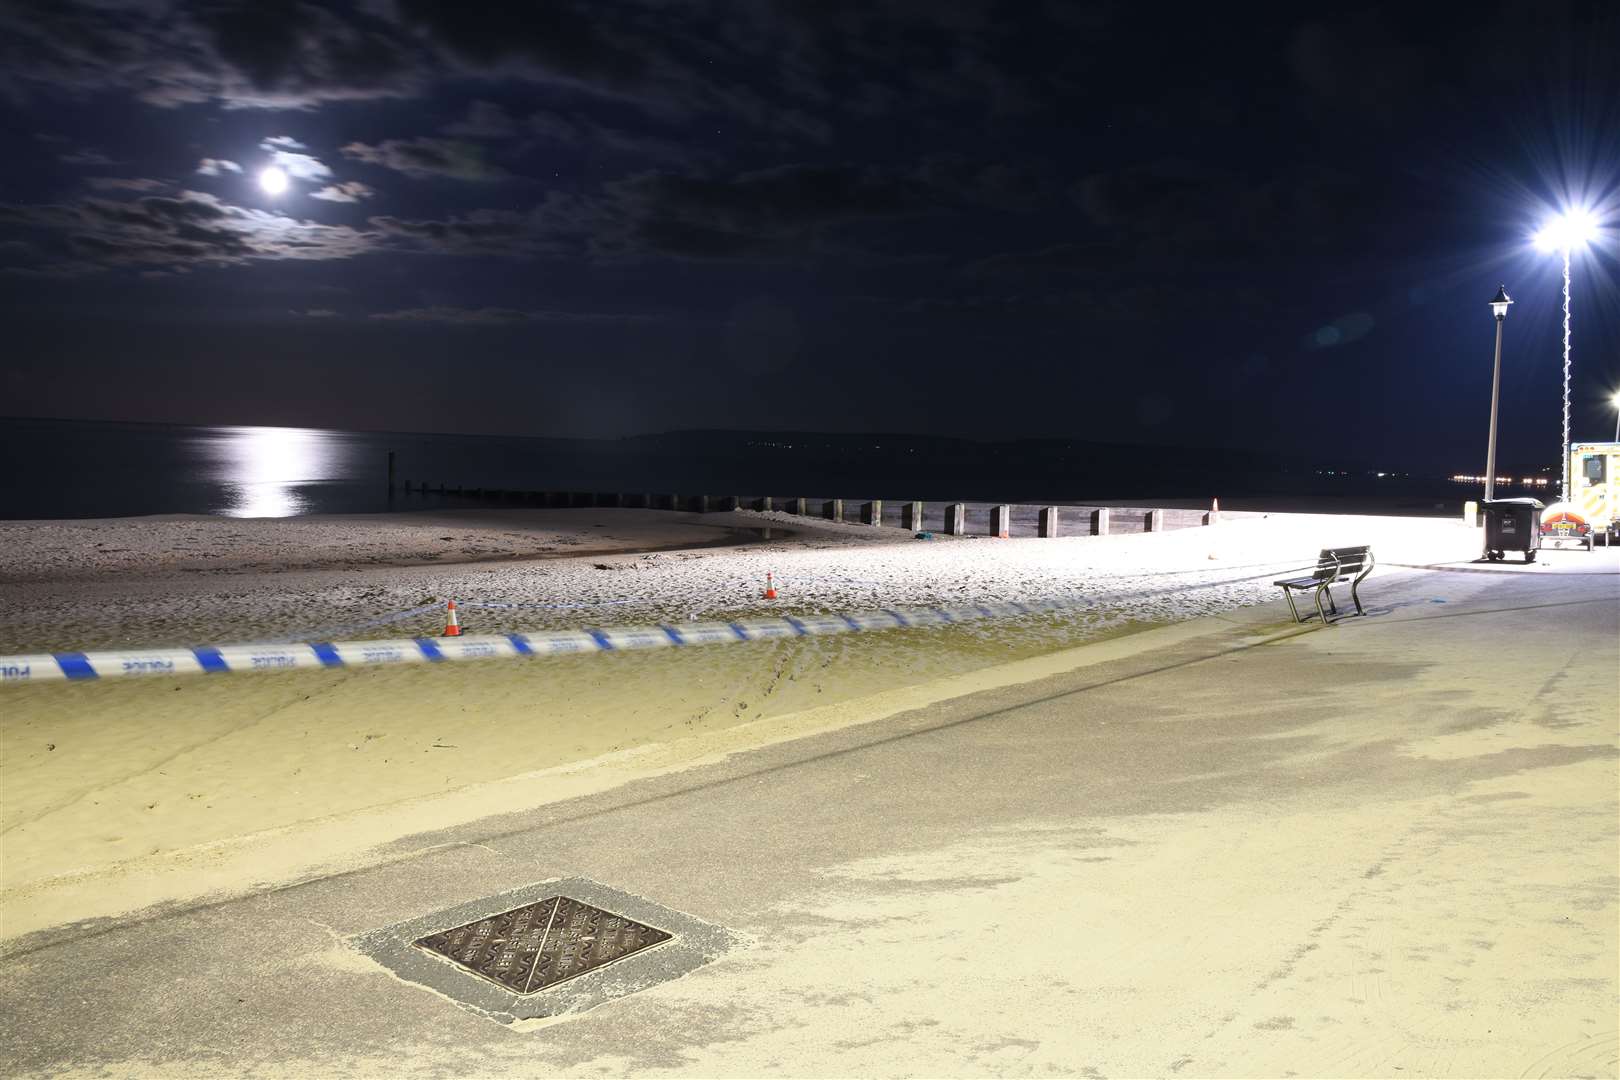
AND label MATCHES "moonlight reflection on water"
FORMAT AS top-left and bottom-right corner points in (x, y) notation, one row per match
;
(214, 426), (337, 518)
